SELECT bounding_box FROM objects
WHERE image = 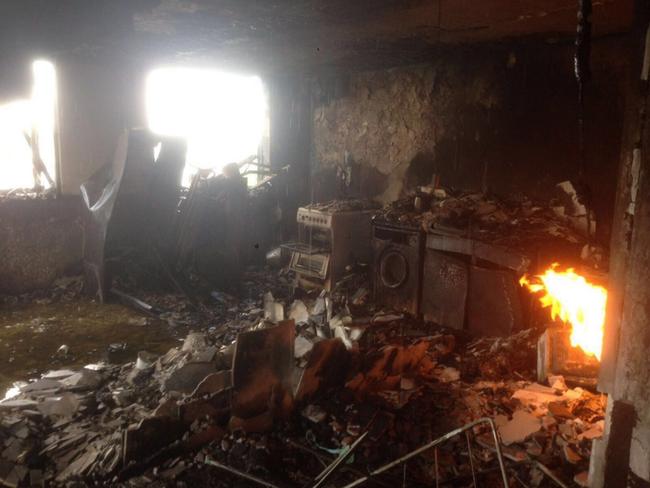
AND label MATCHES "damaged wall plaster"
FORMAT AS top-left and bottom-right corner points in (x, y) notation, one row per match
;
(312, 38), (628, 245)
(0, 198), (82, 294)
(314, 65), (440, 202)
